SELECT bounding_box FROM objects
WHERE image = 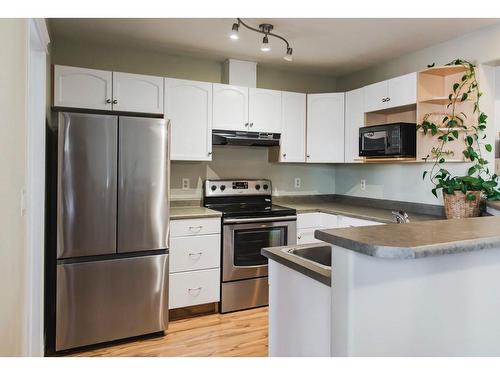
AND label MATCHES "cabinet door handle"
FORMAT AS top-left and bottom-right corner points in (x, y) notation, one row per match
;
(282, 153), (287, 158)
(382, 98), (387, 102)
(297, 235), (302, 239)
(188, 287), (202, 294)
(106, 98), (112, 104)
(208, 151), (212, 156)
(112, 99), (118, 104)
(306, 154), (310, 158)
(249, 123), (254, 127)
(386, 97), (391, 102)
(188, 225), (203, 232)
(244, 122), (249, 127)
(188, 252), (203, 257)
